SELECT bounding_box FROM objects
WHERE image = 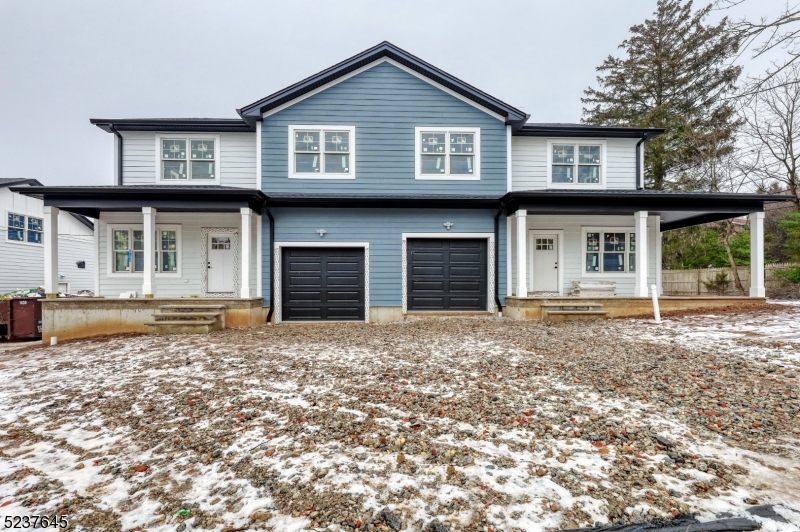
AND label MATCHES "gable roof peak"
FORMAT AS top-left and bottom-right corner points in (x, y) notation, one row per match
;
(238, 41), (527, 128)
